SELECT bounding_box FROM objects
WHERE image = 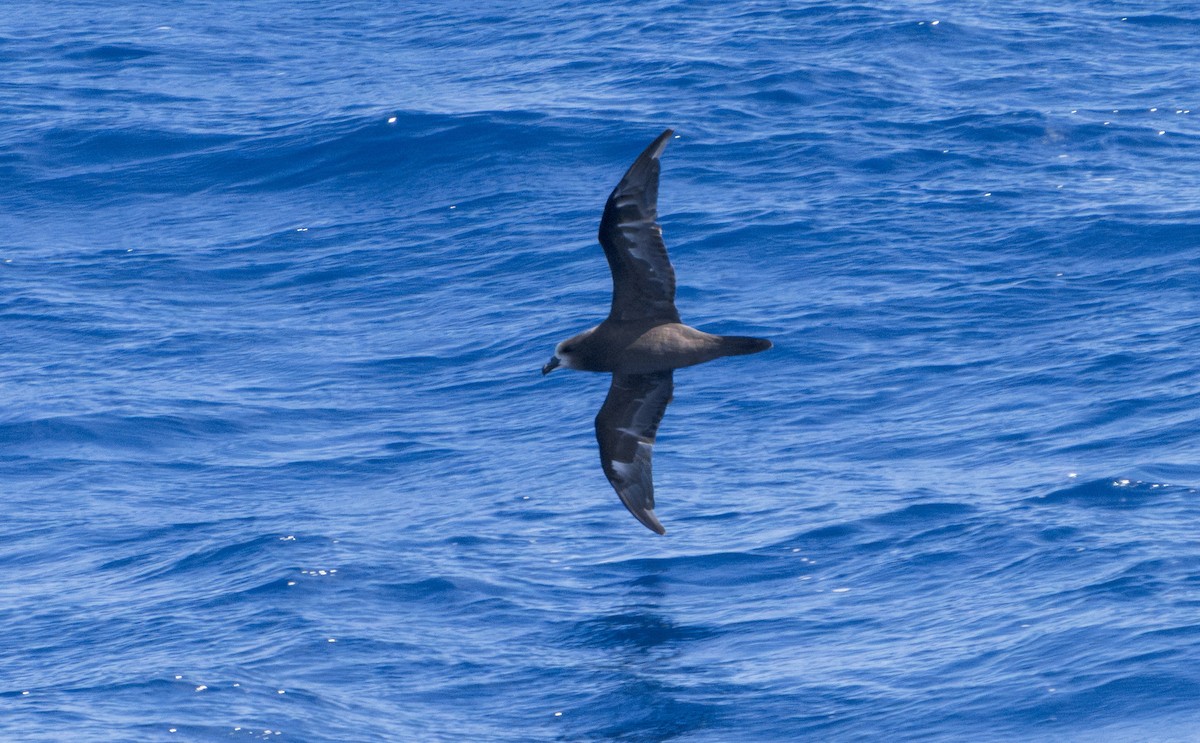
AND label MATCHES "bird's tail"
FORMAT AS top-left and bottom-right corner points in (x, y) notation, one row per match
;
(717, 335), (773, 357)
